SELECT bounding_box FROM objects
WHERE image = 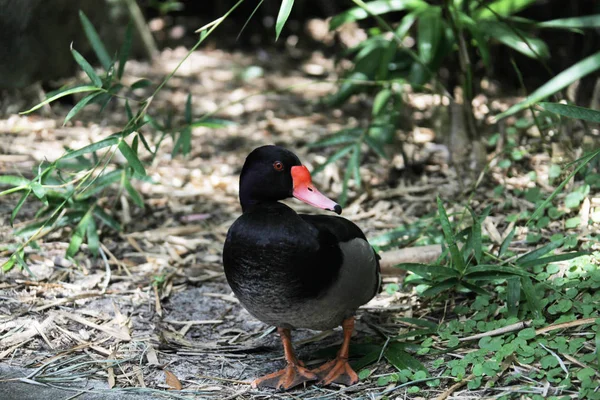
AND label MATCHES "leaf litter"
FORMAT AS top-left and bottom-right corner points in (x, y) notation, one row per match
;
(0, 44), (599, 399)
